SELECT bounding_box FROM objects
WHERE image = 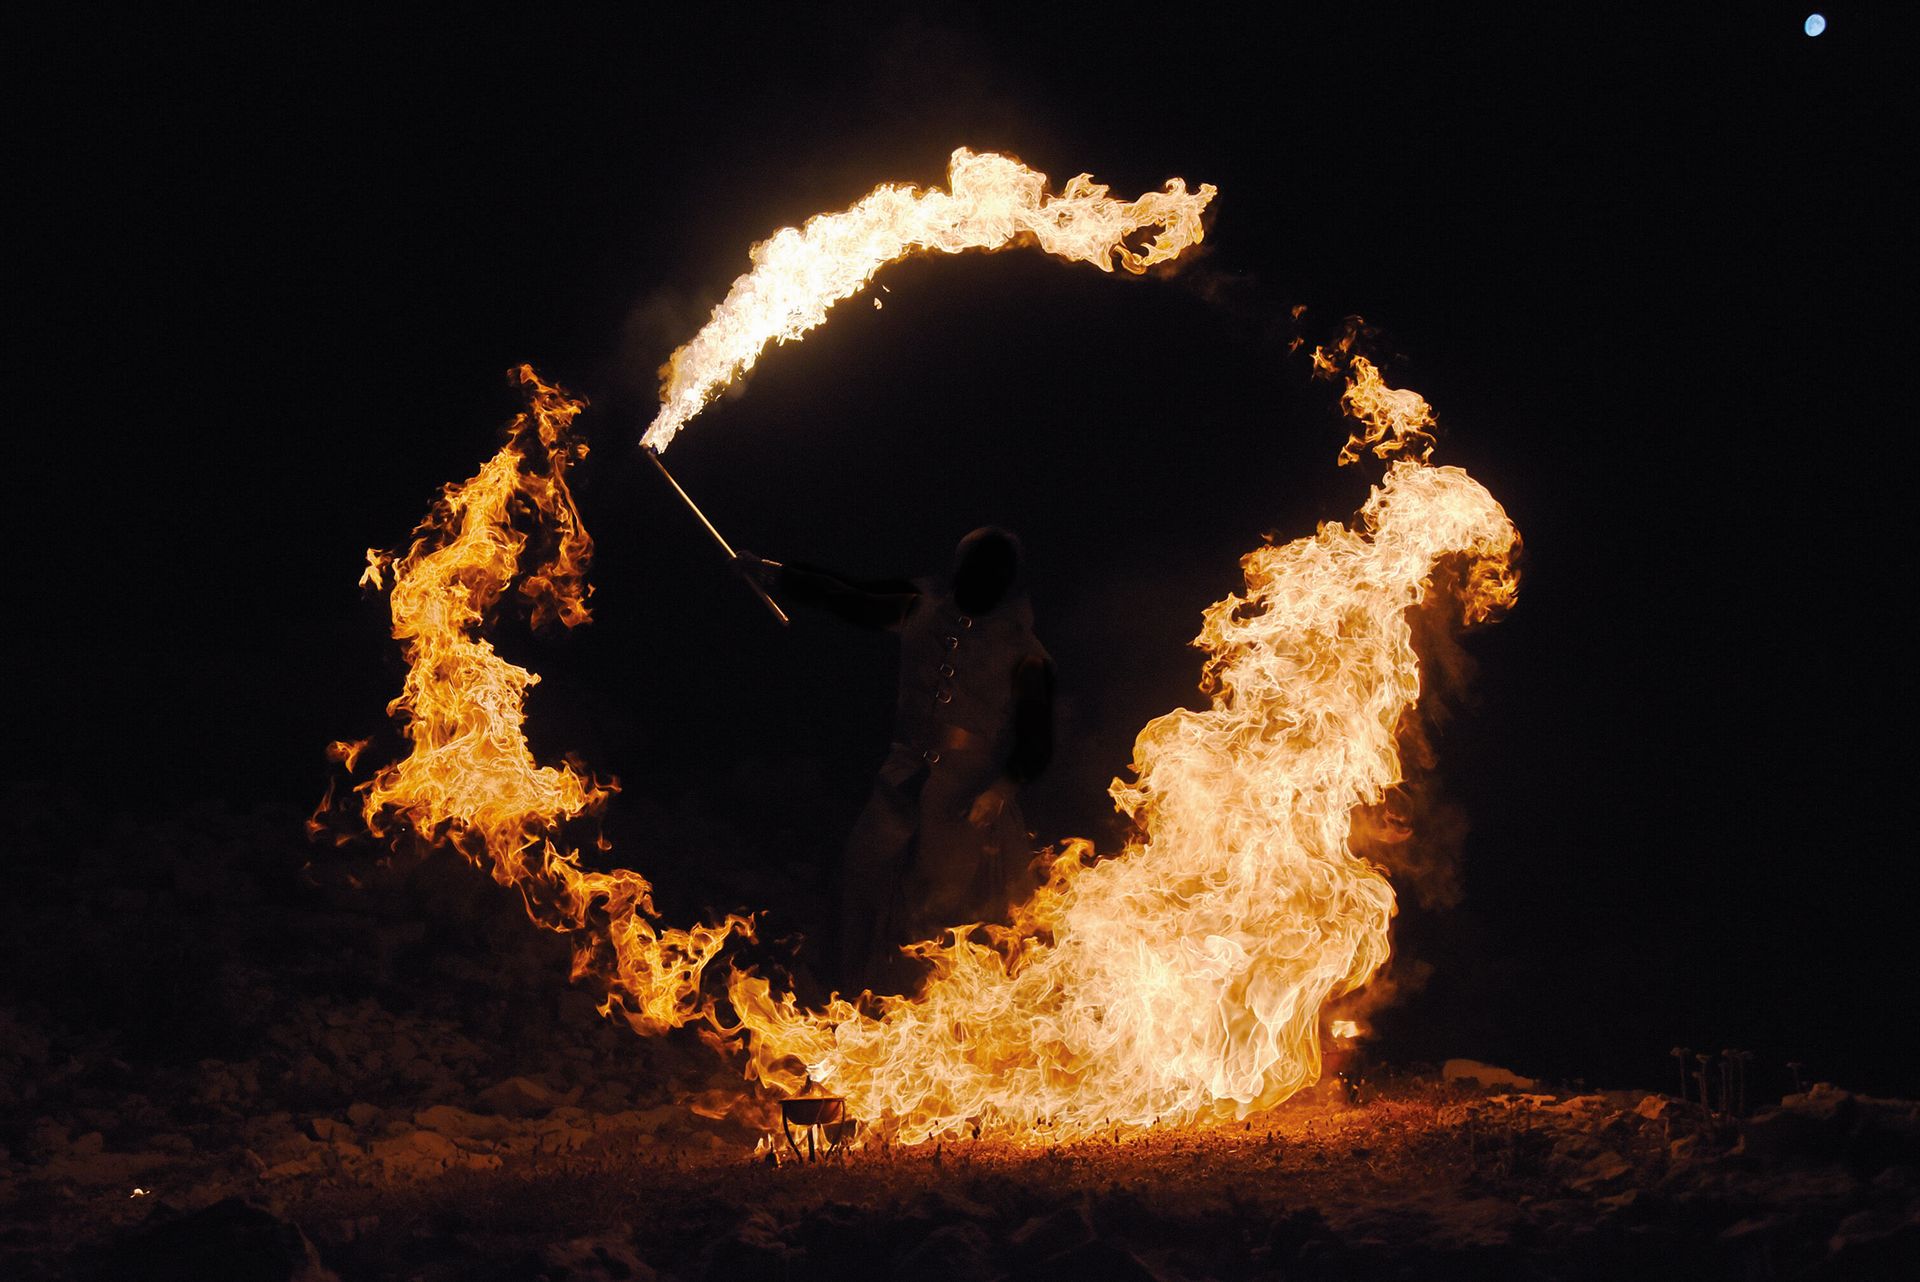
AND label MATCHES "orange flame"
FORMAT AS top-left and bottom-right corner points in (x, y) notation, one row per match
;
(326, 738), (370, 772)
(337, 161), (1521, 1146)
(1313, 323), (1437, 466)
(720, 443), (1517, 1141)
(641, 148), (1216, 452)
(350, 366), (750, 1035)
(1336, 356), (1437, 466)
